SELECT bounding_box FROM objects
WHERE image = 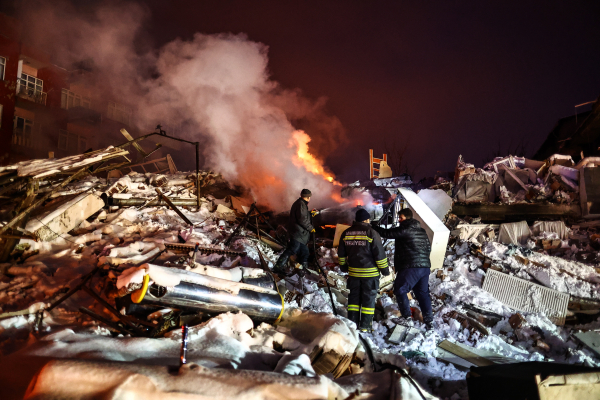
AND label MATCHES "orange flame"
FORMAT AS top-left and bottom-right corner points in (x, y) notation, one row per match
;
(291, 130), (343, 185)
